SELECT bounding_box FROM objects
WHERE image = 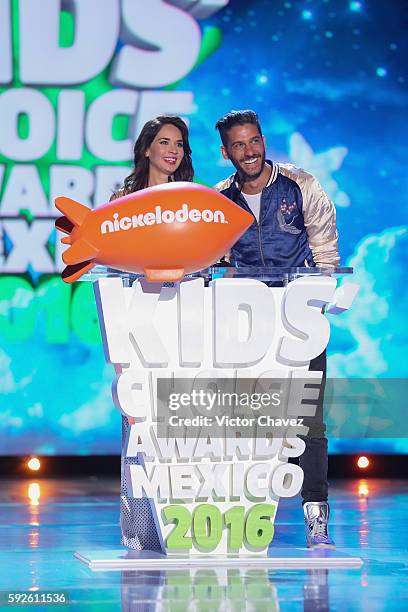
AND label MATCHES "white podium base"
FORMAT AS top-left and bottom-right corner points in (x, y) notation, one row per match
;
(75, 548), (363, 571)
